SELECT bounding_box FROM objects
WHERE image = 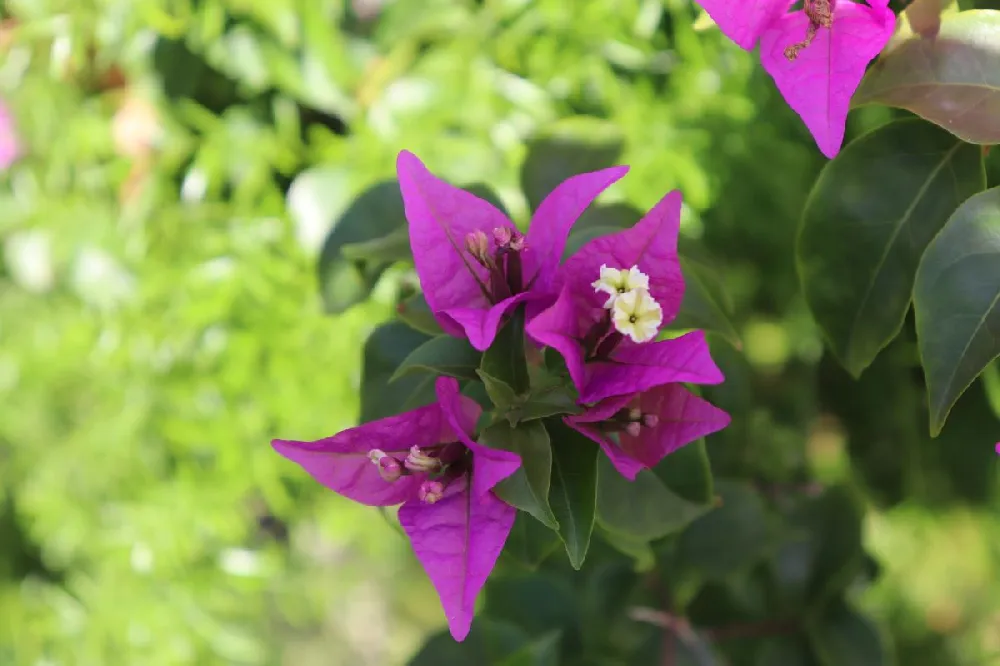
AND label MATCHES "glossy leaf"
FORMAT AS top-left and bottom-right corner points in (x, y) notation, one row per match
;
(653, 439), (714, 505)
(360, 323), (435, 423)
(854, 10), (1000, 145)
(521, 117), (625, 212)
(548, 421), (599, 570)
(482, 310), (530, 395)
(495, 632), (561, 666)
(487, 421), (560, 529)
(315, 179), (407, 314)
(595, 523), (656, 571)
(914, 187), (1000, 435)
(798, 118), (985, 377)
(502, 513), (562, 570)
(596, 457), (709, 541)
(809, 602), (890, 666)
(478, 369), (520, 411)
(675, 481), (774, 580)
(340, 225), (412, 262)
(795, 486), (865, 606)
(390, 335), (482, 383)
(672, 256), (742, 348)
(397, 292), (445, 336)
(408, 618), (530, 666)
